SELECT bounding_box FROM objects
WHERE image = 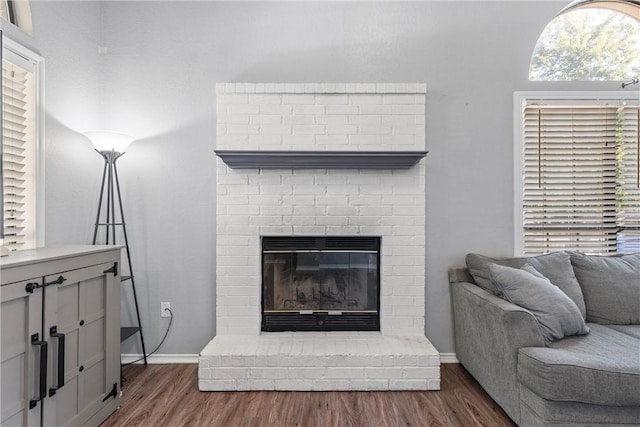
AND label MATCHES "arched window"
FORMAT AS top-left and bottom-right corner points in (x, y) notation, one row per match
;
(529, 1), (640, 81)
